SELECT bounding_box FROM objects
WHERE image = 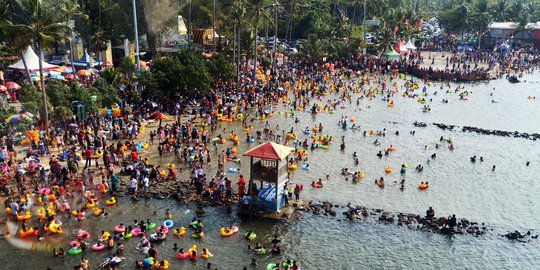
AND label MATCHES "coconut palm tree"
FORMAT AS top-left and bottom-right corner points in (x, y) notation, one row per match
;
(59, 0), (85, 77)
(247, 0), (272, 82)
(11, 0), (70, 134)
